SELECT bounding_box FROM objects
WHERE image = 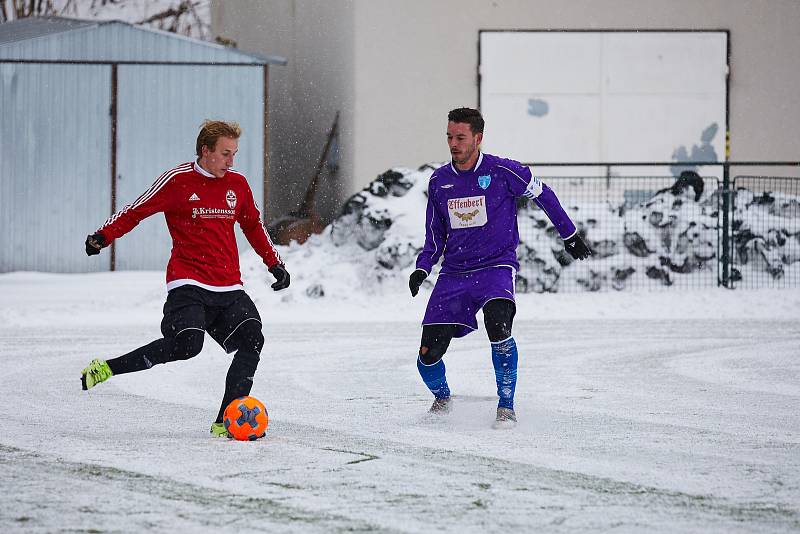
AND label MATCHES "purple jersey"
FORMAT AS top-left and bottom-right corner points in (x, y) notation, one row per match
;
(415, 152), (577, 274)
